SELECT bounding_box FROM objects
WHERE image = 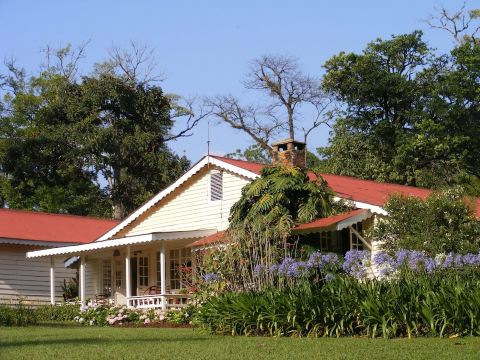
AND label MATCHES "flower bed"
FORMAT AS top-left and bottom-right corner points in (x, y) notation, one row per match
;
(196, 250), (480, 338)
(74, 303), (195, 327)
